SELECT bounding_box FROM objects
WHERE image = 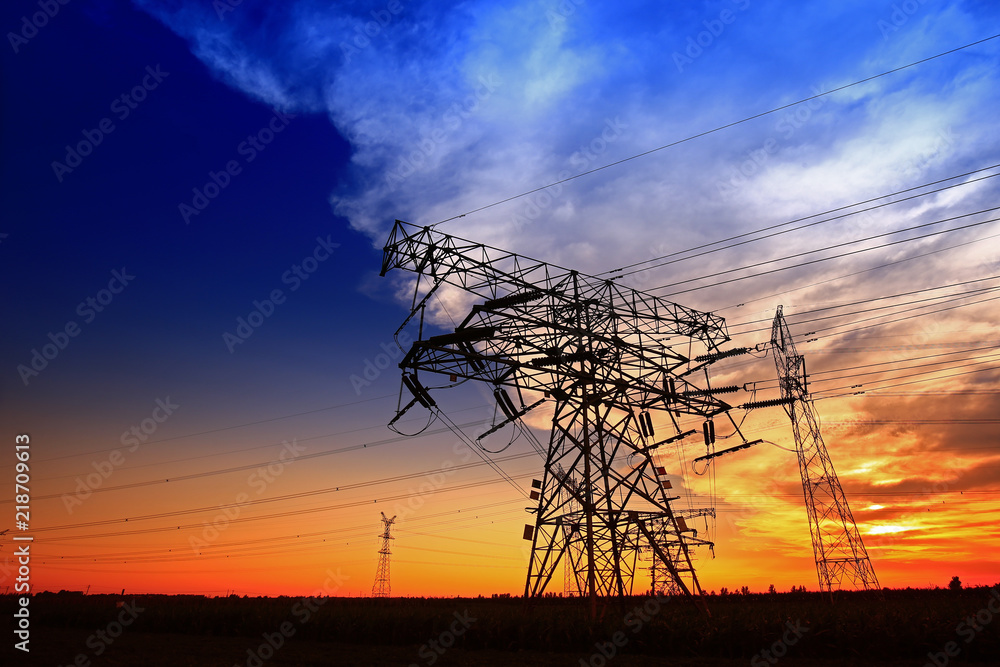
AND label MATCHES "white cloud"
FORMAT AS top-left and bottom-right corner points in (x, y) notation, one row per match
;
(136, 0), (1000, 326)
